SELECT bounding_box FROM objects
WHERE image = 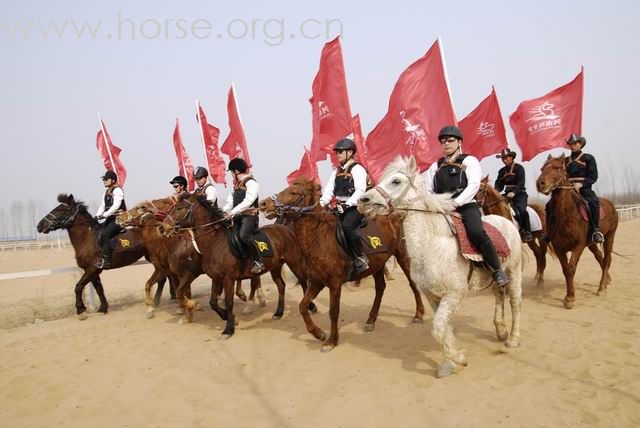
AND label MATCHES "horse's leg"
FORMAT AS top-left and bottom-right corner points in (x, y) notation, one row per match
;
(287, 260), (317, 313)
(209, 280), (226, 320)
(493, 285), (508, 342)
(235, 280), (247, 302)
(396, 252), (426, 323)
(528, 240), (545, 287)
(505, 268), (522, 348)
(322, 282), (343, 352)
(364, 270), (386, 332)
(178, 273), (198, 324)
(220, 277), (236, 339)
(152, 276), (167, 307)
(92, 276), (109, 314)
(269, 265), (287, 320)
(432, 292), (465, 378)
(251, 276), (266, 307)
(299, 281), (326, 342)
(74, 269), (98, 320)
(598, 233), (615, 295)
(558, 246), (585, 309)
